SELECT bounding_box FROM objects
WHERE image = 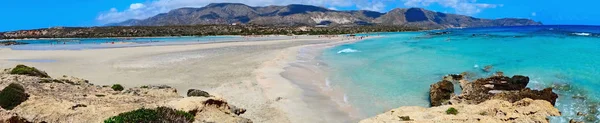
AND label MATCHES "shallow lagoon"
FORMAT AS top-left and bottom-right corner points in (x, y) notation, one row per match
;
(322, 25), (600, 122)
